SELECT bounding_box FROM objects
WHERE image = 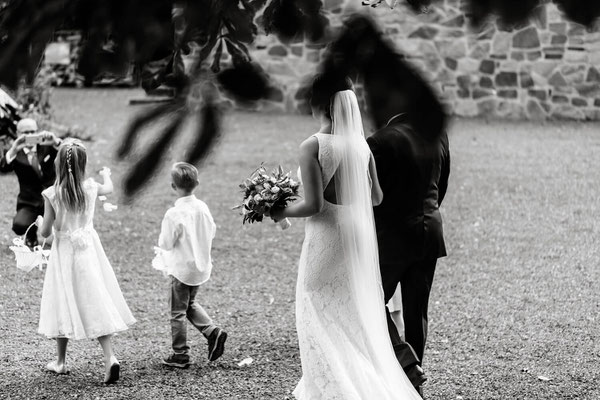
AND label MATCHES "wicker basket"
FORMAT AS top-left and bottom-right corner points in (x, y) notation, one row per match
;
(9, 223), (48, 272)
